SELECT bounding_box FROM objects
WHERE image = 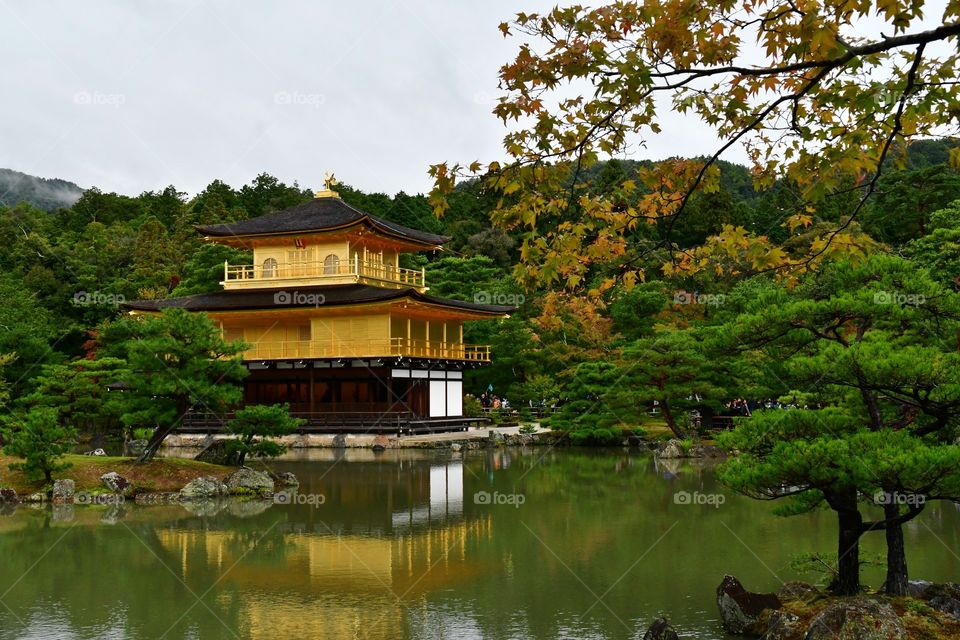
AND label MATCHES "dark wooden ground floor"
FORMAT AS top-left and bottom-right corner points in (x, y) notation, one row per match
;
(178, 359), (487, 435)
